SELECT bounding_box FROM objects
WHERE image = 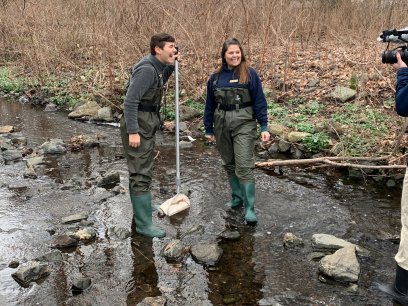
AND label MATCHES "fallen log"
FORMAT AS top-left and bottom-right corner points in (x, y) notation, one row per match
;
(255, 156), (406, 170)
